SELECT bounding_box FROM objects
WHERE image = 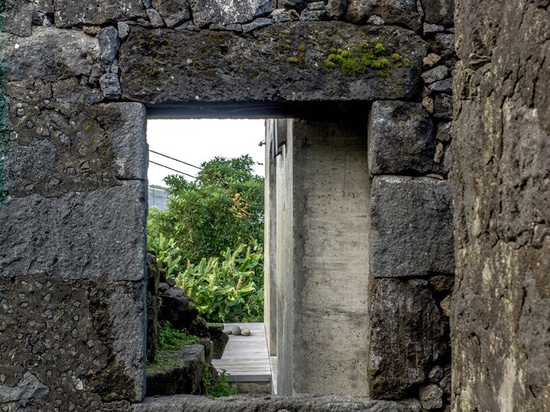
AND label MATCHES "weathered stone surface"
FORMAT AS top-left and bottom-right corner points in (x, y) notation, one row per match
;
(152, 0), (191, 28)
(326, 0), (347, 19)
(0, 274), (145, 409)
(0, 27), (99, 81)
(134, 394), (423, 411)
(190, 0), (276, 27)
(421, 65), (449, 84)
(120, 22), (427, 105)
(3, 101), (146, 198)
(368, 278), (450, 399)
(420, 0), (454, 26)
(418, 384), (443, 410)
(370, 176), (454, 278)
(345, 0), (422, 32)
(98, 26), (120, 64)
(100, 73), (122, 99)
(452, 1), (549, 410)
(159, 287), (199, 329)
(146, 344), (206, 396)
(0, 182), (147, 281)
(0, 0), (34, 36)
(53, 0), (147, 28)
(368, 101), (435, 175)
